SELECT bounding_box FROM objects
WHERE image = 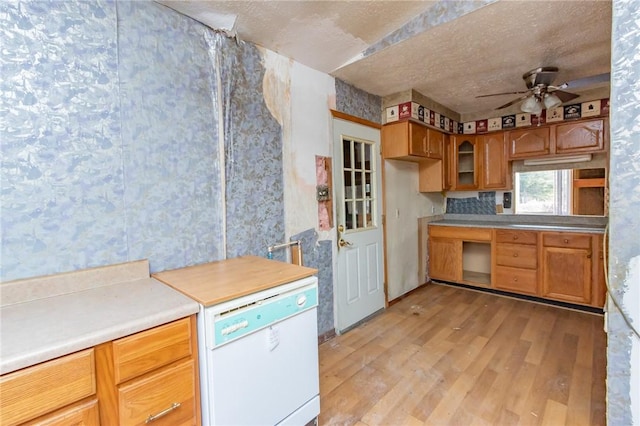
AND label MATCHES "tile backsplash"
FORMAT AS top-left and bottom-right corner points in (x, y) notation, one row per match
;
(446, 192), (497, 215)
